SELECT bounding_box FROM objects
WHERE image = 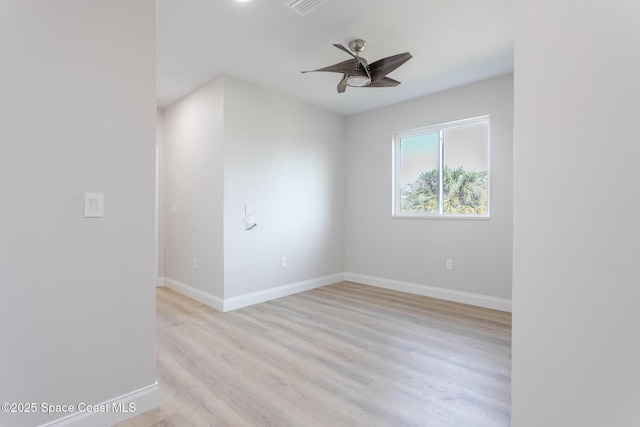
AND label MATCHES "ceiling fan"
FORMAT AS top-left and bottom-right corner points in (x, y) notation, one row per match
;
(302, 39), (412, 93)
